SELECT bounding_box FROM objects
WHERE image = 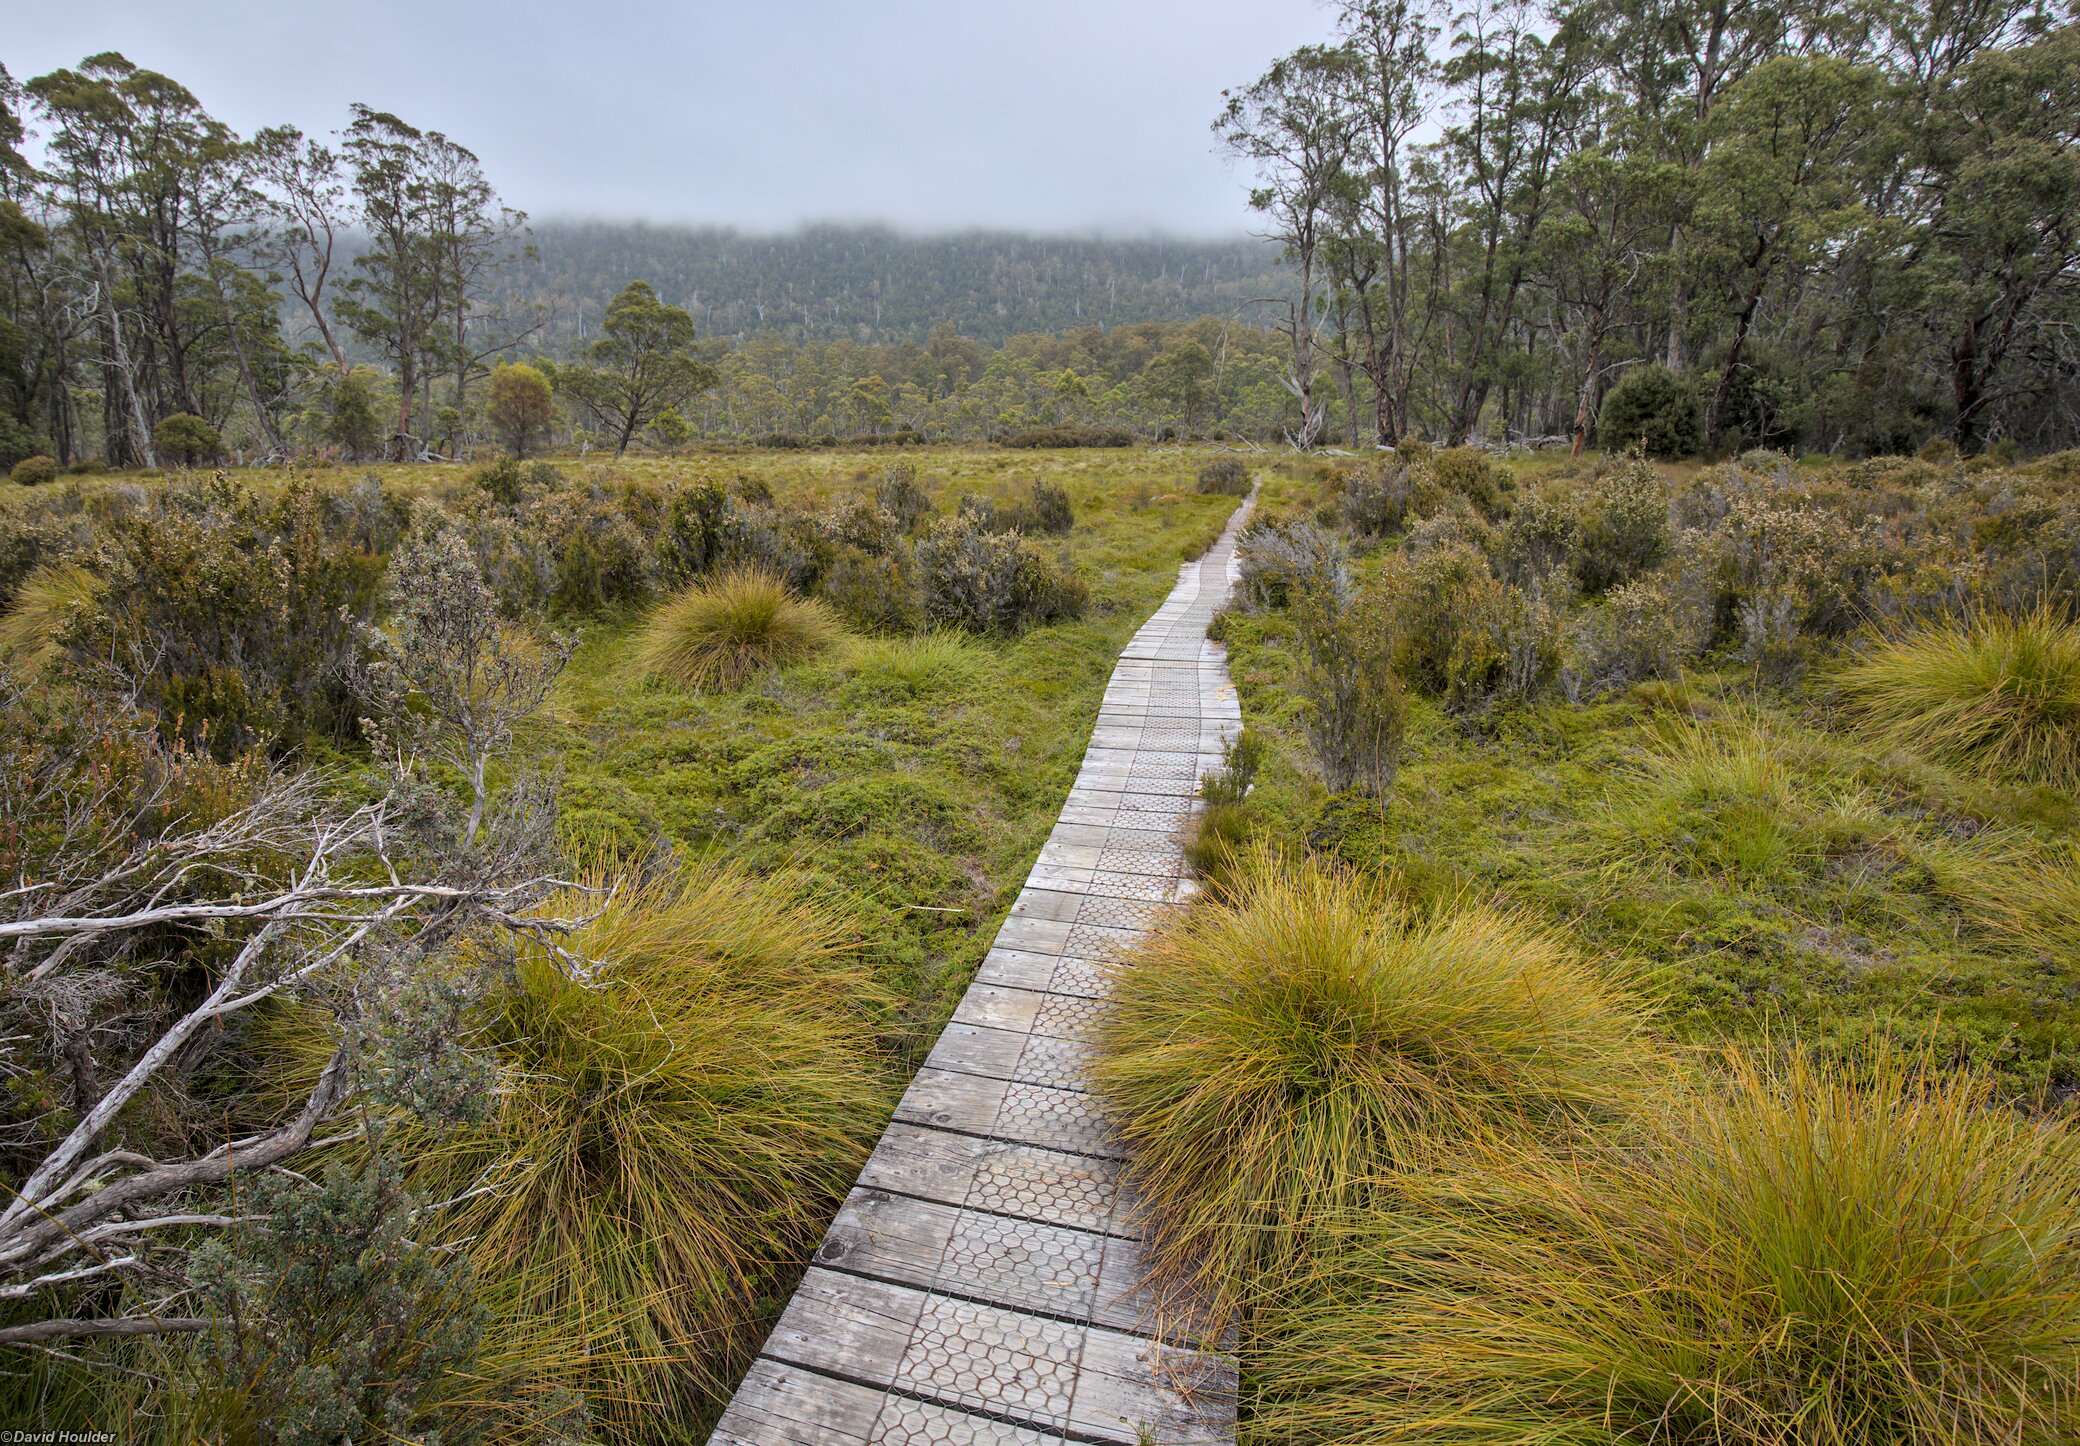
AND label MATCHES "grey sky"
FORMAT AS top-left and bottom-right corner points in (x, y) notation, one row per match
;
(8, 1), (1330, 235)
